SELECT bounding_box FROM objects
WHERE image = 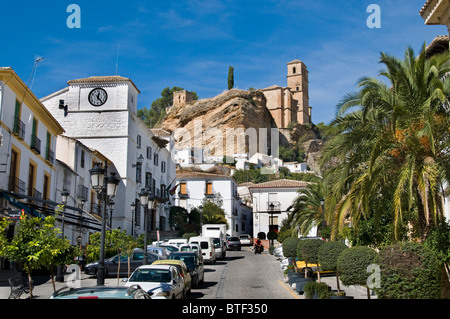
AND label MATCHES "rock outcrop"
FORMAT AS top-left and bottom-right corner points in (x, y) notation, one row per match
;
(156, 89), (276, 155)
